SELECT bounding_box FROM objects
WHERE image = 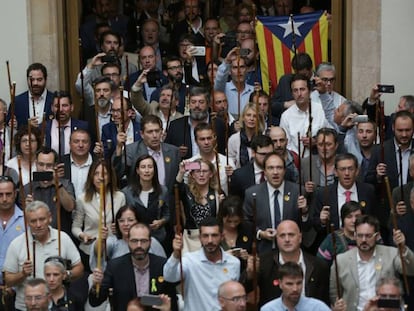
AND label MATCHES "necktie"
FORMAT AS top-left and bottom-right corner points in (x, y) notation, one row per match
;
(345, 190), (352, 203)
(274, 190), (281, 227)
(59, 126), (67, 156)
(259, 171), (265, 183)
